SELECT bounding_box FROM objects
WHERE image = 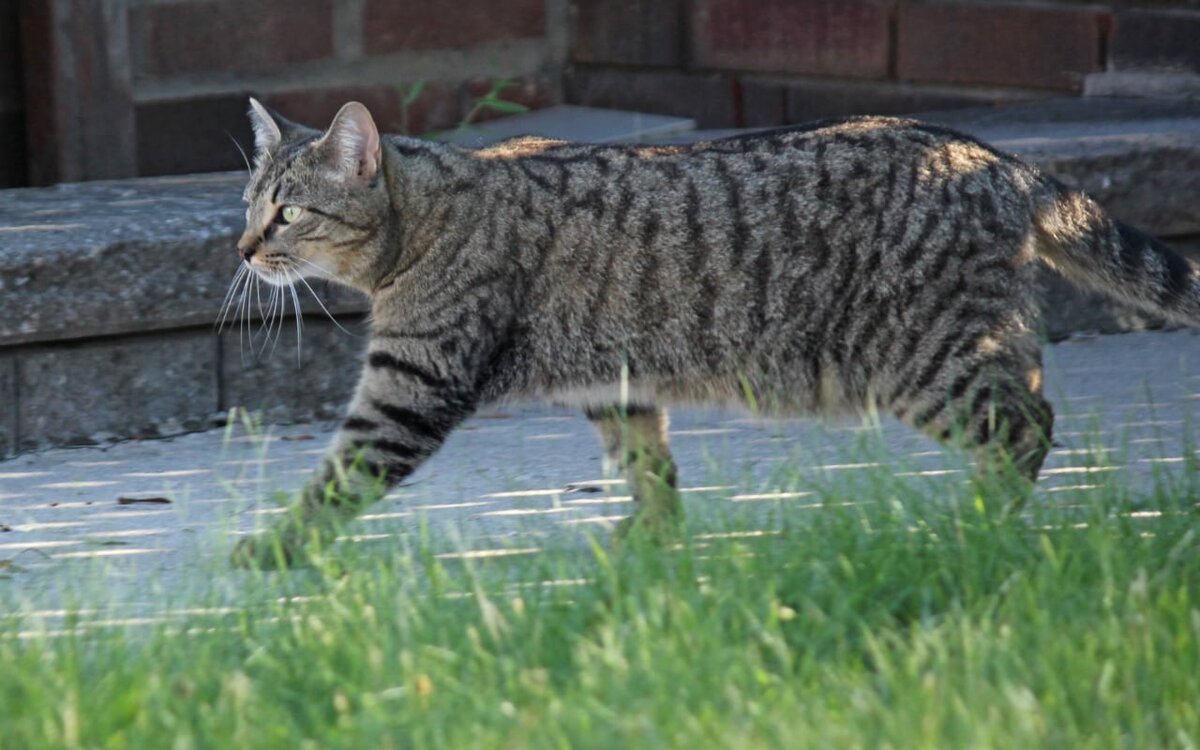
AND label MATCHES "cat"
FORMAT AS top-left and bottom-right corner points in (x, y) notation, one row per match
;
(229, 98), (1200, 568)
